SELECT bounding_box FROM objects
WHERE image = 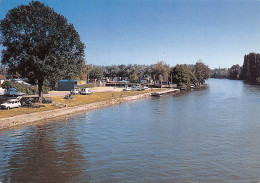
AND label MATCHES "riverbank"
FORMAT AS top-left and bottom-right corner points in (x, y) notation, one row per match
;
(0, 92), (151, 130)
